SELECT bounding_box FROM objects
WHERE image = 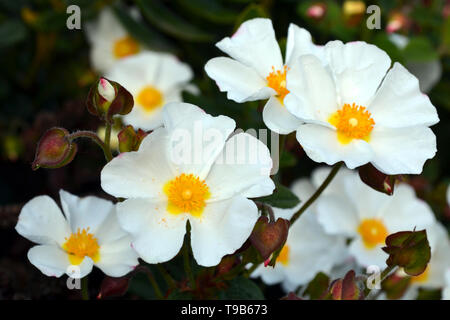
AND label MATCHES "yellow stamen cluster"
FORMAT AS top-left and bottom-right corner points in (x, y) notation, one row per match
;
(113, 36), (140, 59)
(266, 66), (290, 101)
(357, 219), (388, 249)
(164, 173), (210, 217)
(136, 86), (164, 112)
(329, 103), (375, 144)
(276, 244), (290, 266)
(63, 228), (100, 265)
